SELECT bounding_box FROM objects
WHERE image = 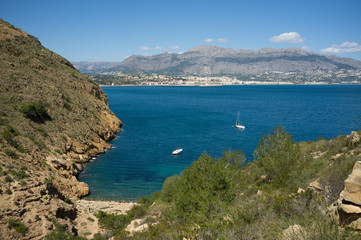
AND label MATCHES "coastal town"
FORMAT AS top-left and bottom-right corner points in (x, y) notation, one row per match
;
(87, 69), (361, 86)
